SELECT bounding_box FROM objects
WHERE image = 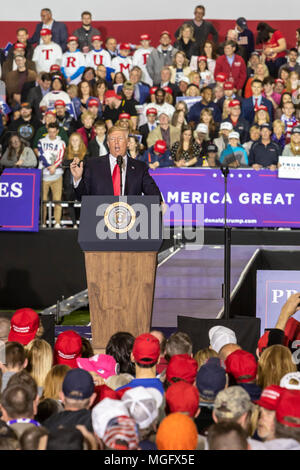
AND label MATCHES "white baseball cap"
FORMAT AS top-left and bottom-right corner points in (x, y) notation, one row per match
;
(92, 398), (129, 438)
(228, 131), (240, 140)
(196, 123), (208, 134)
(209, 326), (237, 353)
(121, 386), (163, 429)
(220, 122), (233, 131)
(280, 372), (300, 390)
